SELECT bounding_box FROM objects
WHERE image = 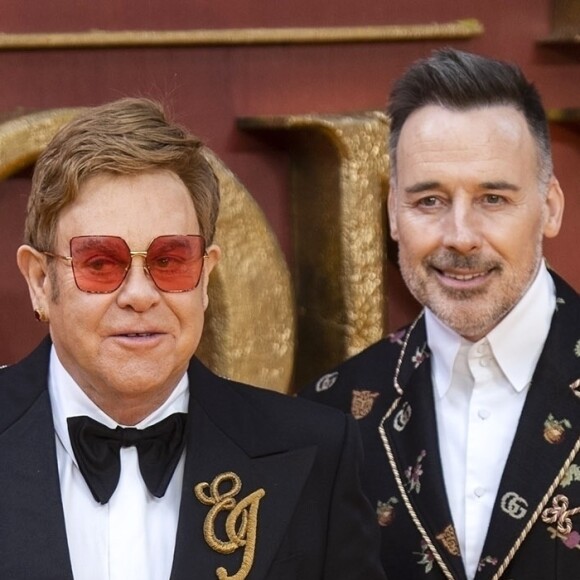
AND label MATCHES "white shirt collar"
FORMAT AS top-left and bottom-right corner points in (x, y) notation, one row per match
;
(48, 347), (189, 465)
(426, 261), (556, 398)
